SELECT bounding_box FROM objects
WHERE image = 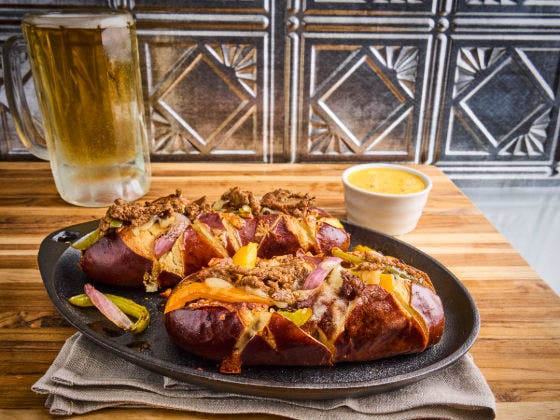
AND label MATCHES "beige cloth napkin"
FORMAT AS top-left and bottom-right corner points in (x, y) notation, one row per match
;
(32, 333), (495, 419)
